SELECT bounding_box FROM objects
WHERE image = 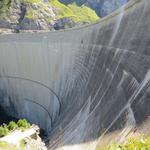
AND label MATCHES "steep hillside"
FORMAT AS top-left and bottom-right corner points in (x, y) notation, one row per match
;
(0, 0), (99, 30)
(59, 0), (128, 17)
